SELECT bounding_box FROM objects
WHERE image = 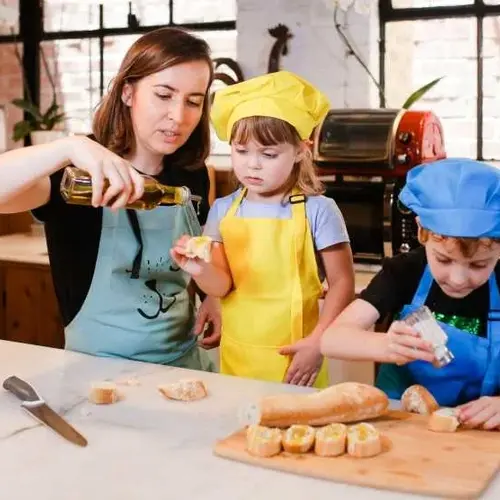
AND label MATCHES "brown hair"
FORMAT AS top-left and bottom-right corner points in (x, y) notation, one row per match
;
(230, 116), (324, 196)
(93, 27), (214, 170)
(418, 227), (500, 258)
